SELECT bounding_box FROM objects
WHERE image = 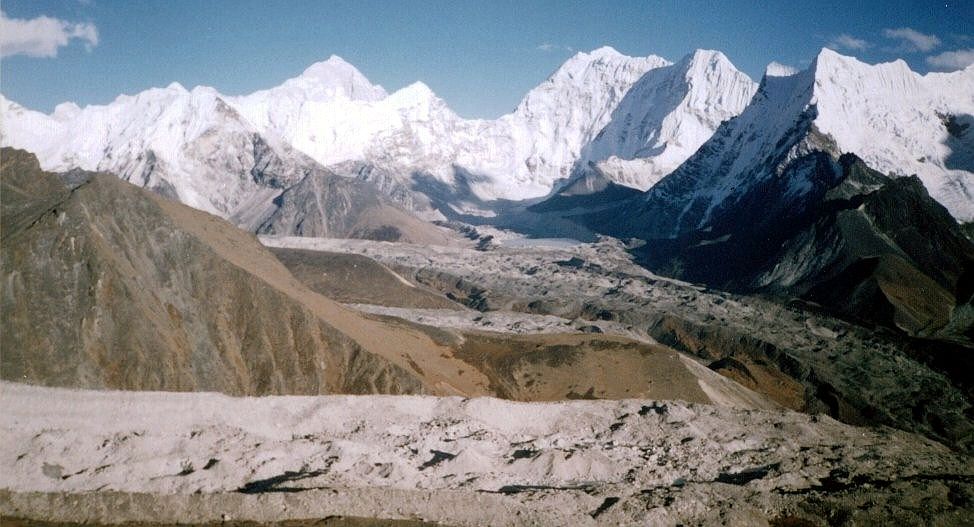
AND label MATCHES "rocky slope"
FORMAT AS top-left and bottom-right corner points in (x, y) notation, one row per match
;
(252, 167), (459, 245)
(625, 153), (974, 340)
